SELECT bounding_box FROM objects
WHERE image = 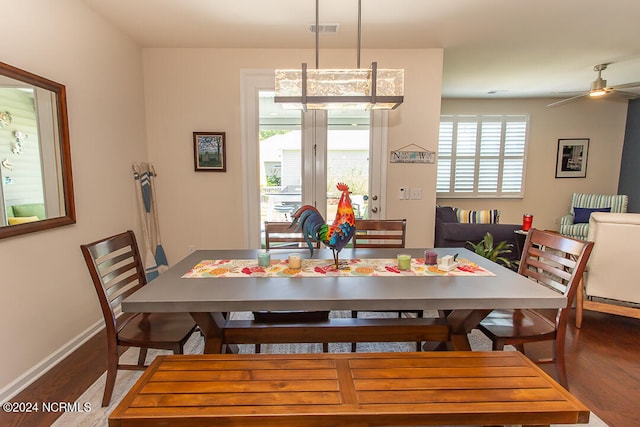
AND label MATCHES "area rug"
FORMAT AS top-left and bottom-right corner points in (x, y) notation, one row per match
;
(52, 311), (608, 427)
